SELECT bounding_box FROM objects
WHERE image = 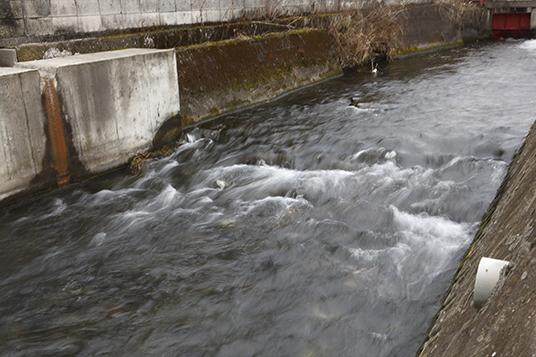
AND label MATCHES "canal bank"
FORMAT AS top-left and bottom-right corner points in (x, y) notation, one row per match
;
(0, 3), (491, 204)
(418, 113), (536, 355)
(2, 39), (535, 356)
